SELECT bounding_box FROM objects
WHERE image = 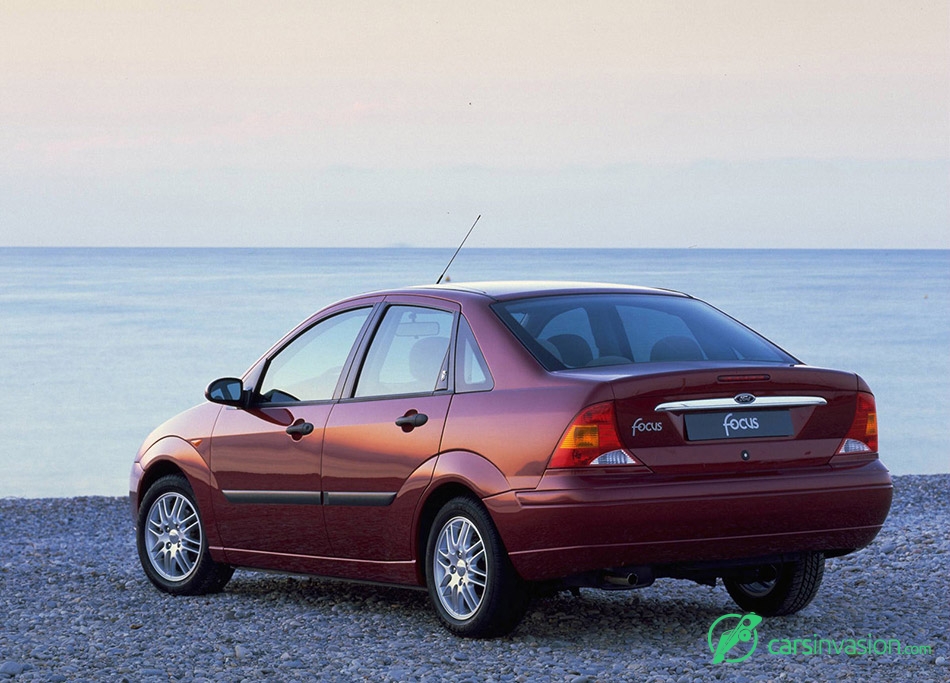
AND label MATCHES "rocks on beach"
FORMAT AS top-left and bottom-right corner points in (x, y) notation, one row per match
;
(0, 474), (947, 682)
